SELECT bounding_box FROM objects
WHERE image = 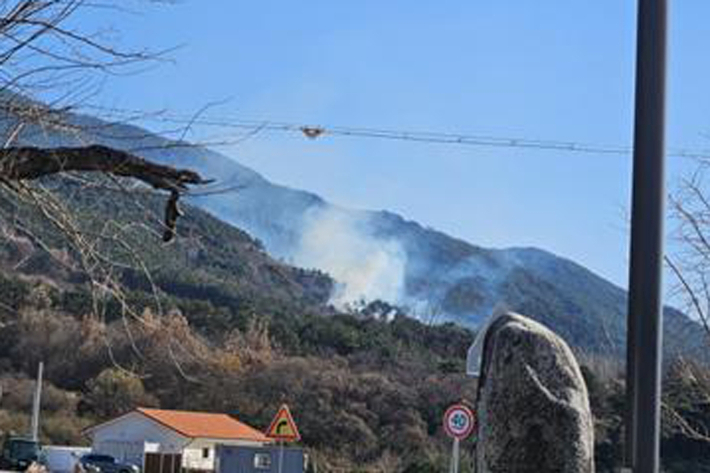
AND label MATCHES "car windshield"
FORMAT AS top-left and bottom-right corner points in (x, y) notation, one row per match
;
(9, 441), (39, 461)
